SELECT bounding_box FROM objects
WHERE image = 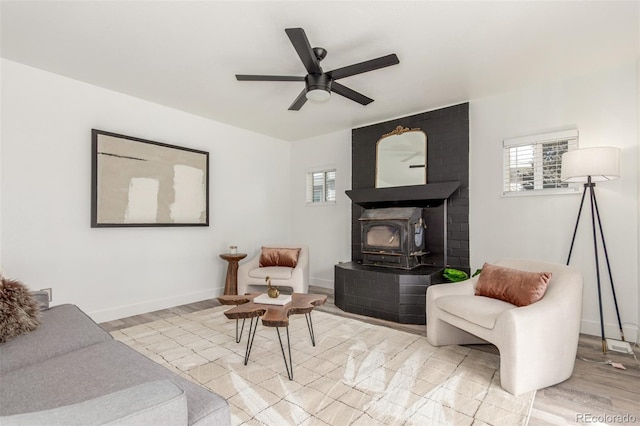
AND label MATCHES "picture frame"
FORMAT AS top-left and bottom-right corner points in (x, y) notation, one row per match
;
(91, 129), (209, 227)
